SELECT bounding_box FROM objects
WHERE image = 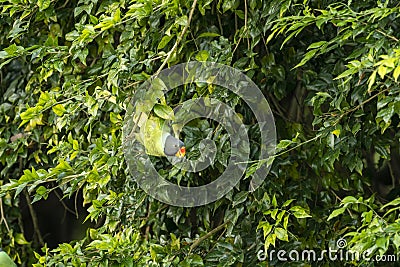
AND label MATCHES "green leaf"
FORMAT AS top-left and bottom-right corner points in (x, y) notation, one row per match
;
(277, 139), (292, 150)
(38, 92), (51, 106)
(113, 8), (121, 23)
(154, 104), (175, 120)
(232, 191), (248, 207)
(72, 140), (79, 150)
(341, 196), (358, 205)
(283, 214), (289, 229)
(377, 104), (394, 123)
(110, 112), (122, 124)
(222, 0), (239, 13)
(374, 143), (389, 159)
(282, 199), (295, 207)
(276, 210), (286, 224)
(0, 58), (13, 69)
(293, 49), (318, 68)
(393, 233), (400, 249)
(195, 50), (209, 61)
(274, 227), (288, 241)
(0, 51), (8, 60)
(20, 107), (38, 121)
(198, 32), (220, 38)
(377, 65), (387, 79)
(75, 48), (89, 65)
(37, 0), (51, 11)
(380, 197), (400, 210)
(327, 207), (346, 221)
(175, 15), (188, 26)
(4, 44), (24, 56)
(266, 233), (276, 248)
(52, 104), (66, 116)
(170, 233), (180, 250)
(70, 151), (79, 160)
(88, 103), (99, 116)
(272, 195), (277, 207)
(334, 68), (357, 80)
(180, 254), (204, 266)
(65, 30), (79, 41)
(258, 221), (272, 238)
(36, 186), (47, 196)
(393, 65), (400, 82)
(158, 35), (173, 49)
(53, 160), (73, 173)
(290, 206), (311, 218)
(307, 41), (327, 50)
(361, 210), (373, 223)
(15, 182), (28, 197)
(270, 208), (278, 219)
(15, 233), (30, 245)
(376, 236), (388, 251)
(368, 70), (377, 92)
